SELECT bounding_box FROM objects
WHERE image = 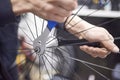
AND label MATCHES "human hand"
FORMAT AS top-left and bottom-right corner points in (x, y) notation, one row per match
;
(11, 0), (78, 22)
(79, 27), (119, 58)
(65, 16), (119, 58)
